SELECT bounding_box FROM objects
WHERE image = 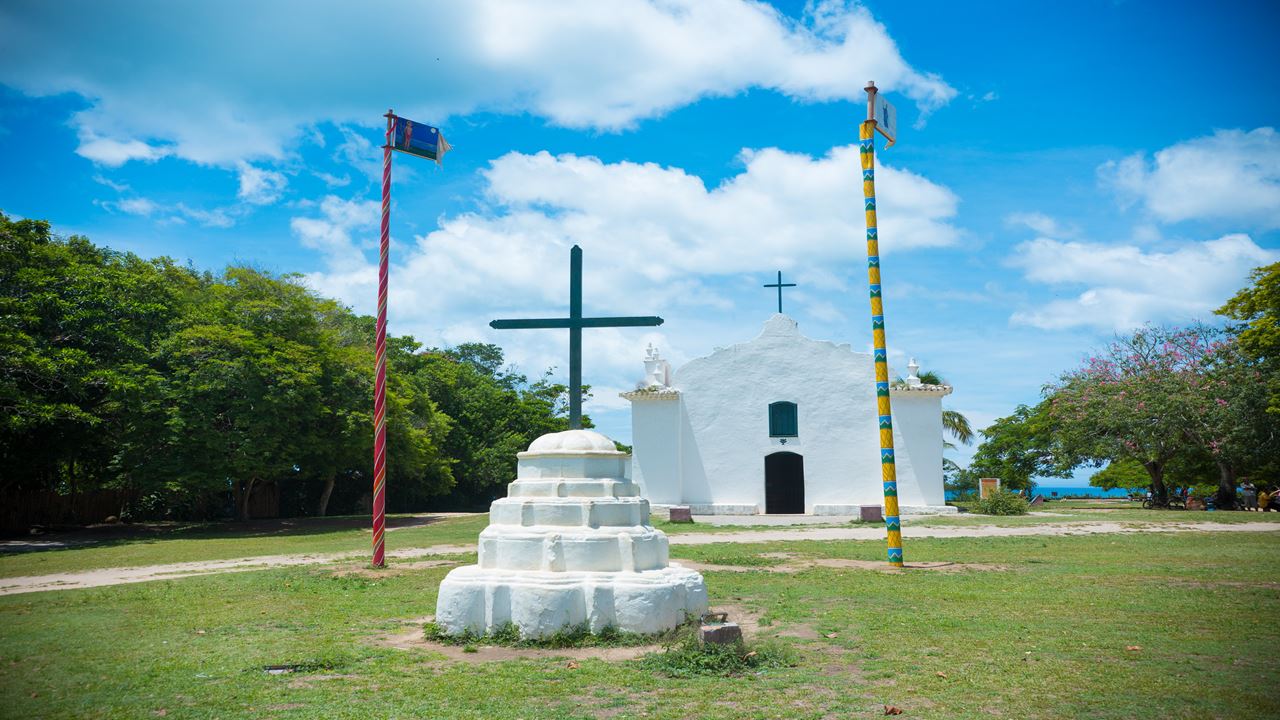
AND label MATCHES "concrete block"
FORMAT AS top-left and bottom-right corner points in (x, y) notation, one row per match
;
(668, 506), (693, 523)
(700, 622), (742, 646)
(859, 505), (883, 523)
